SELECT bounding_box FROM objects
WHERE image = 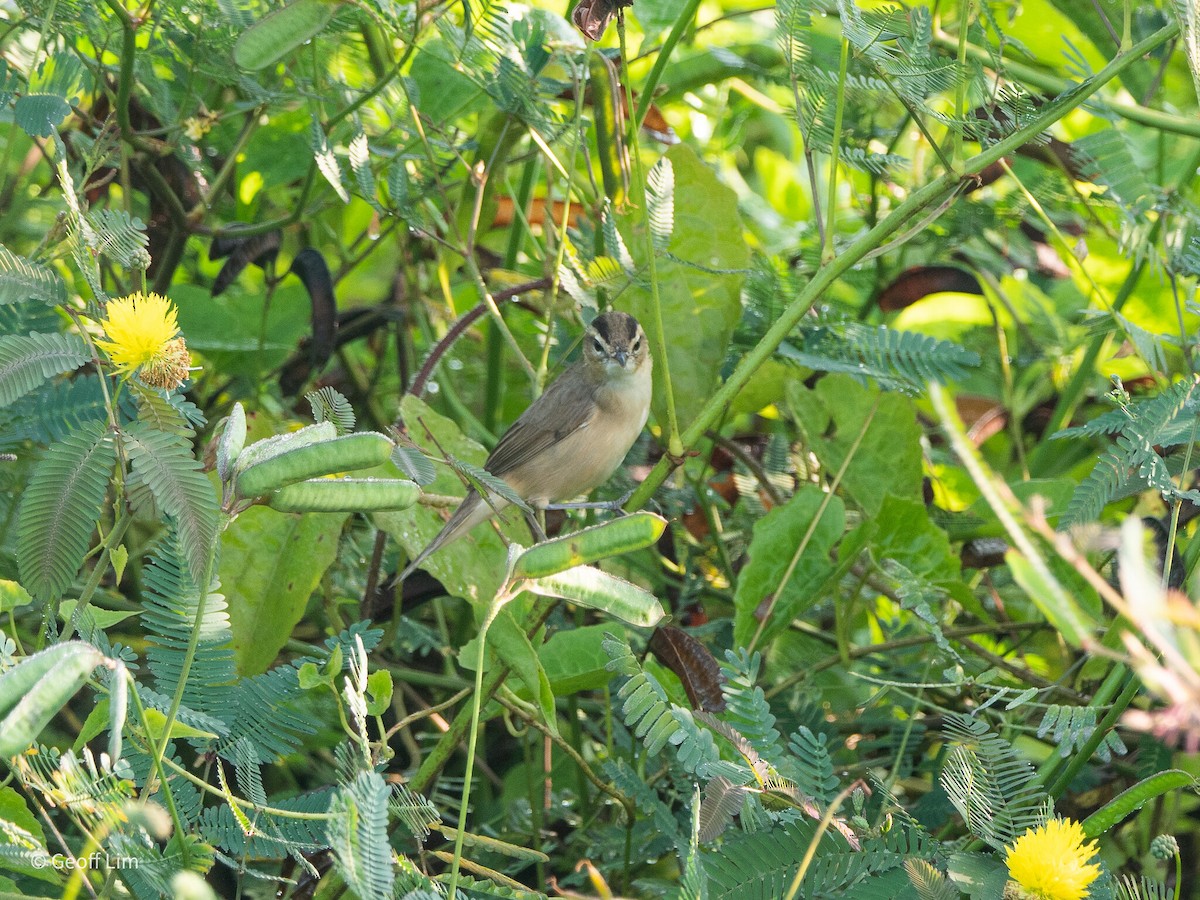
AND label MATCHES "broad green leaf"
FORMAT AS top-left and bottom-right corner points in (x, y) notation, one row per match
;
(375, 395), (530, 605)
(626, 143), (749, 427)
(843, 495), (965, 595)
(16, 420), (117, 603)
(538, 624), (614, 696)
(733, 484), (845, 648)
(222, 505), (348, 675)
(0, 580), (33, 613)
(0, 641), (104, 756)
(59, 598), (138, 630)
(0, 332), (89, 408)
(0, 785), (57, 884)
(787, 374), (923, 516)
(73, 697), (111, 750)
(364, 670), (393, 717)
(483, 609), (557, 735)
